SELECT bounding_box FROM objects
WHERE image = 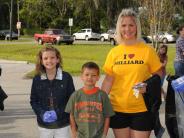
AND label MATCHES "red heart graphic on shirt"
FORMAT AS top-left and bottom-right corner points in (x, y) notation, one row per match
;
(128, 54), (135, 59)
